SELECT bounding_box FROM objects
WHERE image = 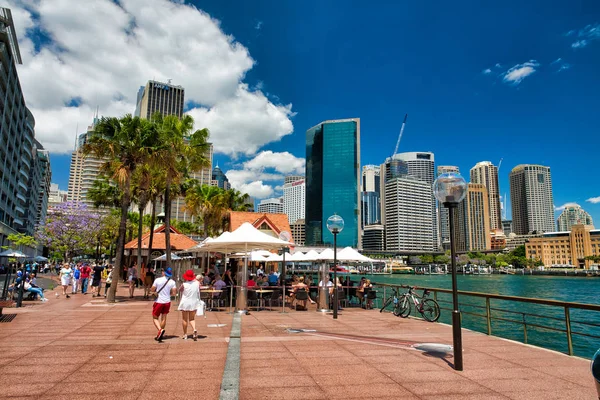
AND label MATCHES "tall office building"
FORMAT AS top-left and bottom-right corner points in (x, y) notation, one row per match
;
(283, 178), (305, 224)
(437, 165), (460, 250)
(510, 164), (554, 235)
(470, 161), (502, 231)
(284, 175), (304, 185)
(454, 184), (492, 252)
(362, 165), (381, 192)
(212, 165), (230, 190)
(136, 80), (184, 120)
(361, 165), (381, 229)
(557, 205), (593, 231)
(0, 8), (51, 245)
(381, 152), (437, 249)
(384, 176), (435, 252)
(305, 118), (361, 248)
(67, 119), (108, 210)
(258, 197), (283, 214)
(502, 220), (513, 236)
(48, 183), (68, 209)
